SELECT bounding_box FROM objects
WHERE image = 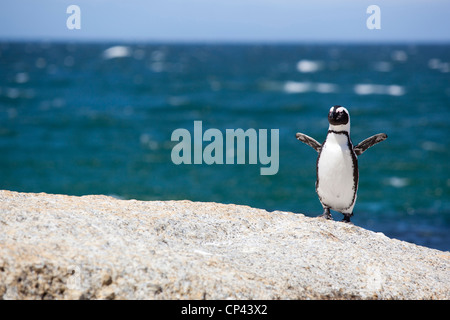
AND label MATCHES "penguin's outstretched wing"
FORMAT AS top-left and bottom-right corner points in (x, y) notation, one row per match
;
(296, 133), (322, 153)
(354, 133), (387, 156)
